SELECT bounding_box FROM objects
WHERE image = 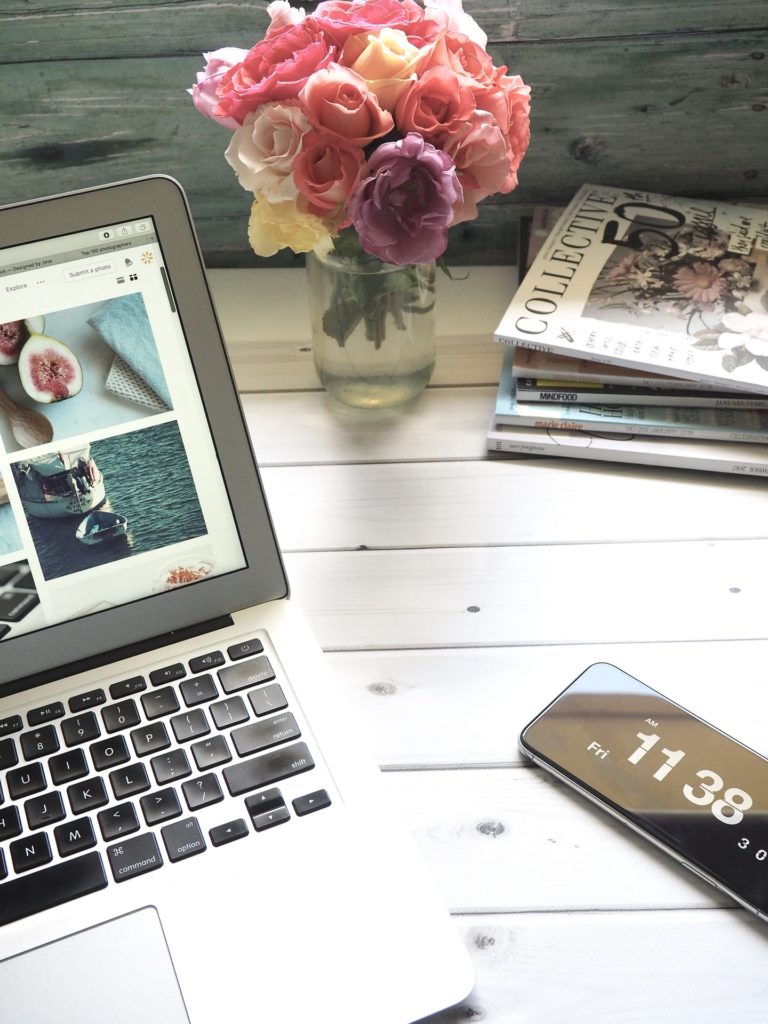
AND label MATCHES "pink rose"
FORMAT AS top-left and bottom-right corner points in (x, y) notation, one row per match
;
(312, 0), (439, 49)
(395, 64), (475, 144)
(214, 20), (336, 124)
(265, 0), (306, 37)
(189, 48), (249, 129)
(423, 0), (487, 48)
(496, 72), (531, 174)
(225, 102), (311, 198)
(293, 131), (364, 217)
(417, 31), (494, 86)
(442, 113), (511, 224)
(300, 63), (393, 146)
